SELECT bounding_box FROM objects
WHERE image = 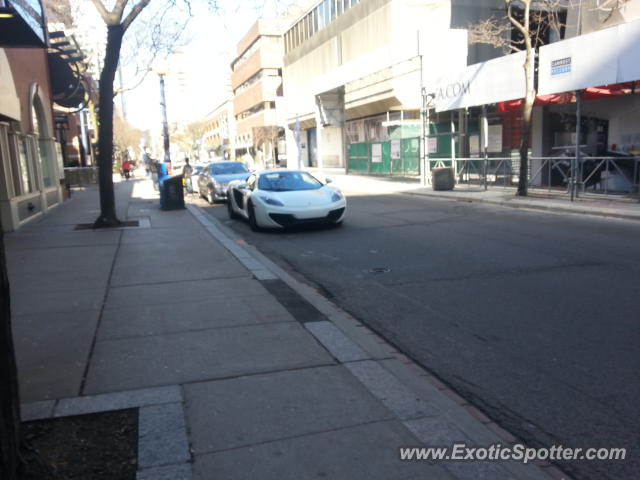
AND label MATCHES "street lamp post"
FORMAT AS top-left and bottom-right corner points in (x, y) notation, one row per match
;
(158, 72), (171, 165)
